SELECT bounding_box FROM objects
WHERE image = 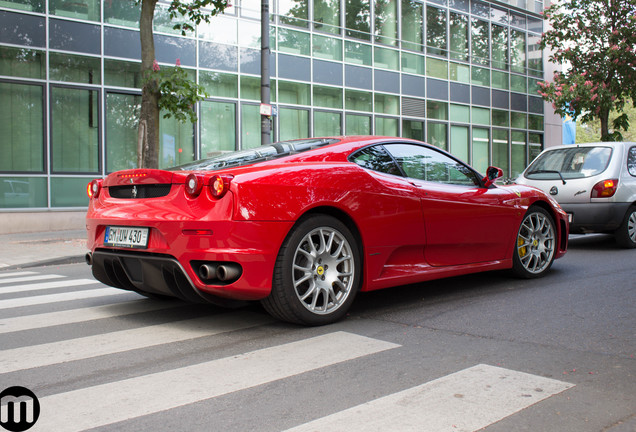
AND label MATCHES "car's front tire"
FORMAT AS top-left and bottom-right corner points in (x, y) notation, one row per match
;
(512, 206), (557, 278)
(261, 215), (361, 325)
(615, 205), (636, 249)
